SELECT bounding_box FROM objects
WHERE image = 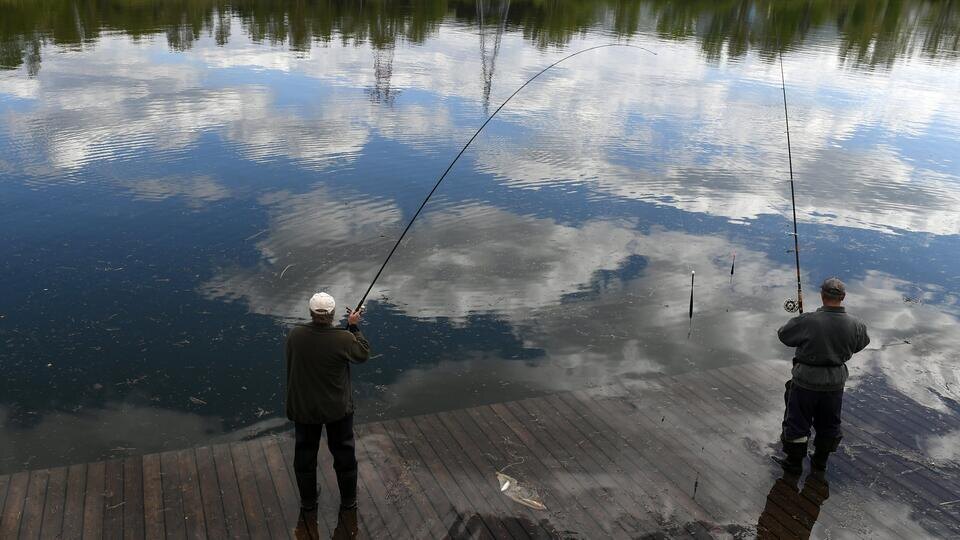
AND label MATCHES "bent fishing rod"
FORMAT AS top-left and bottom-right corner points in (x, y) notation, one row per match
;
(778, 44), (804, 314)
(352, 43), (656, 312)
